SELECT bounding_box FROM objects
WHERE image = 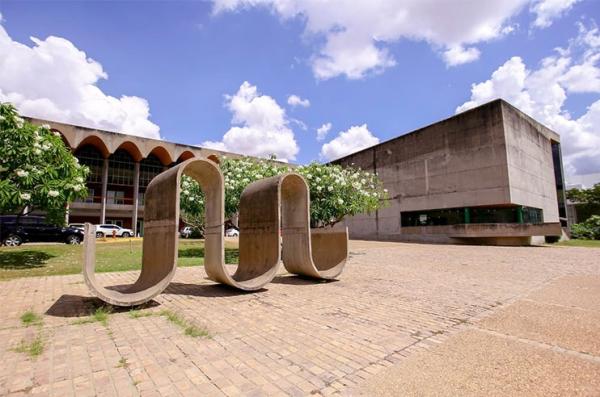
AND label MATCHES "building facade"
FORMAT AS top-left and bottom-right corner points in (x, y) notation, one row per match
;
(26, 117), (233, 236)
(332, 100), (566, 245)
